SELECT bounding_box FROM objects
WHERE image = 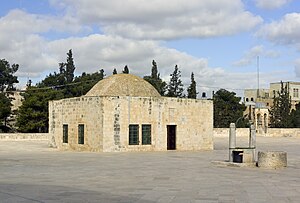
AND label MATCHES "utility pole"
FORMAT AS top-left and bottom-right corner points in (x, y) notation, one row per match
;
(257, 56), (260, 99)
